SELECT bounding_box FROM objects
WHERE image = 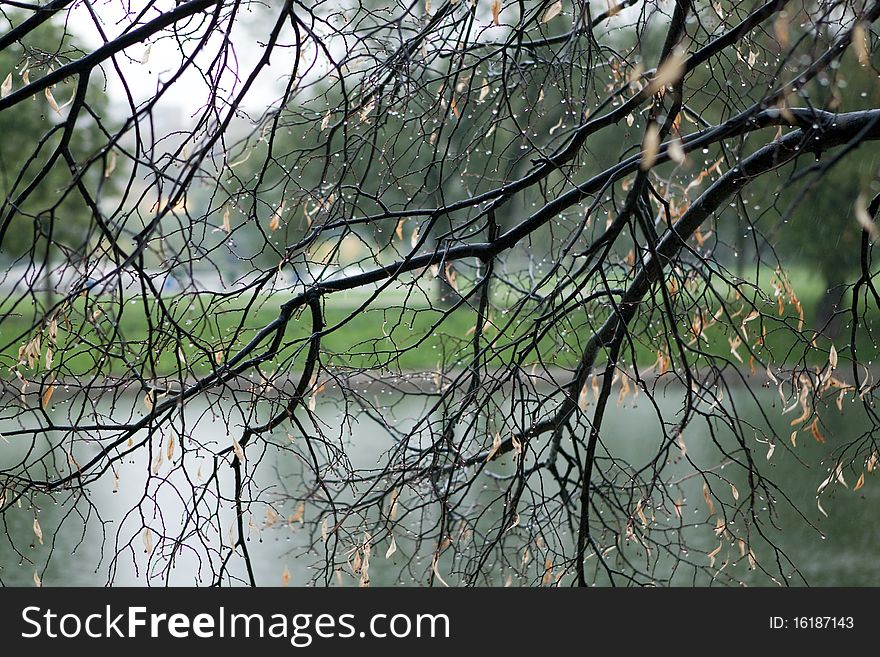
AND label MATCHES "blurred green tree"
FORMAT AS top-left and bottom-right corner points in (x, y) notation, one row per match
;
(0, 11), (110, 298)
